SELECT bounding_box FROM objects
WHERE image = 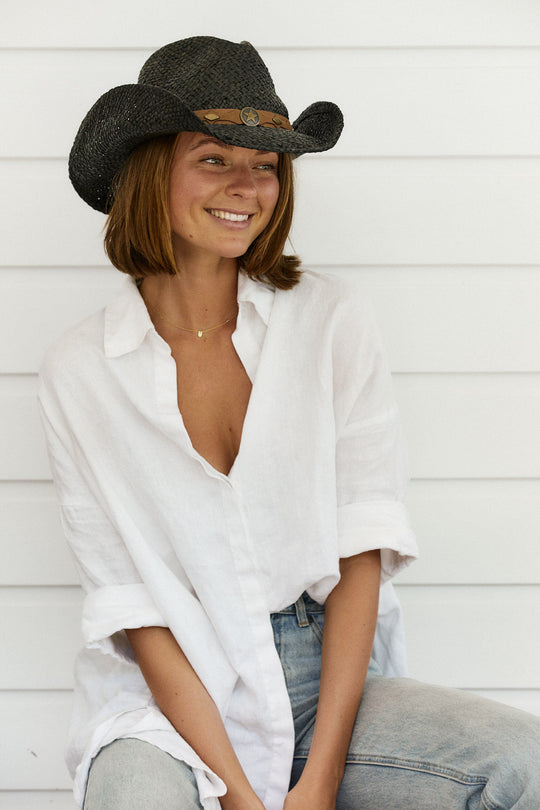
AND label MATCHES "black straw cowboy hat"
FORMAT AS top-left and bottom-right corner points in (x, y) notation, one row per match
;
(68, 36), (344, 213)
